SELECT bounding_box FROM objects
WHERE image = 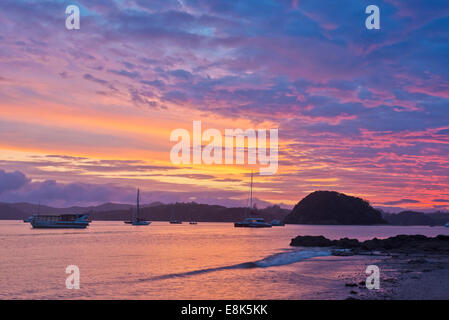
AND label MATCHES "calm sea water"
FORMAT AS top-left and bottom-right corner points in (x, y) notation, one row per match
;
(0, 221), (447, 299)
